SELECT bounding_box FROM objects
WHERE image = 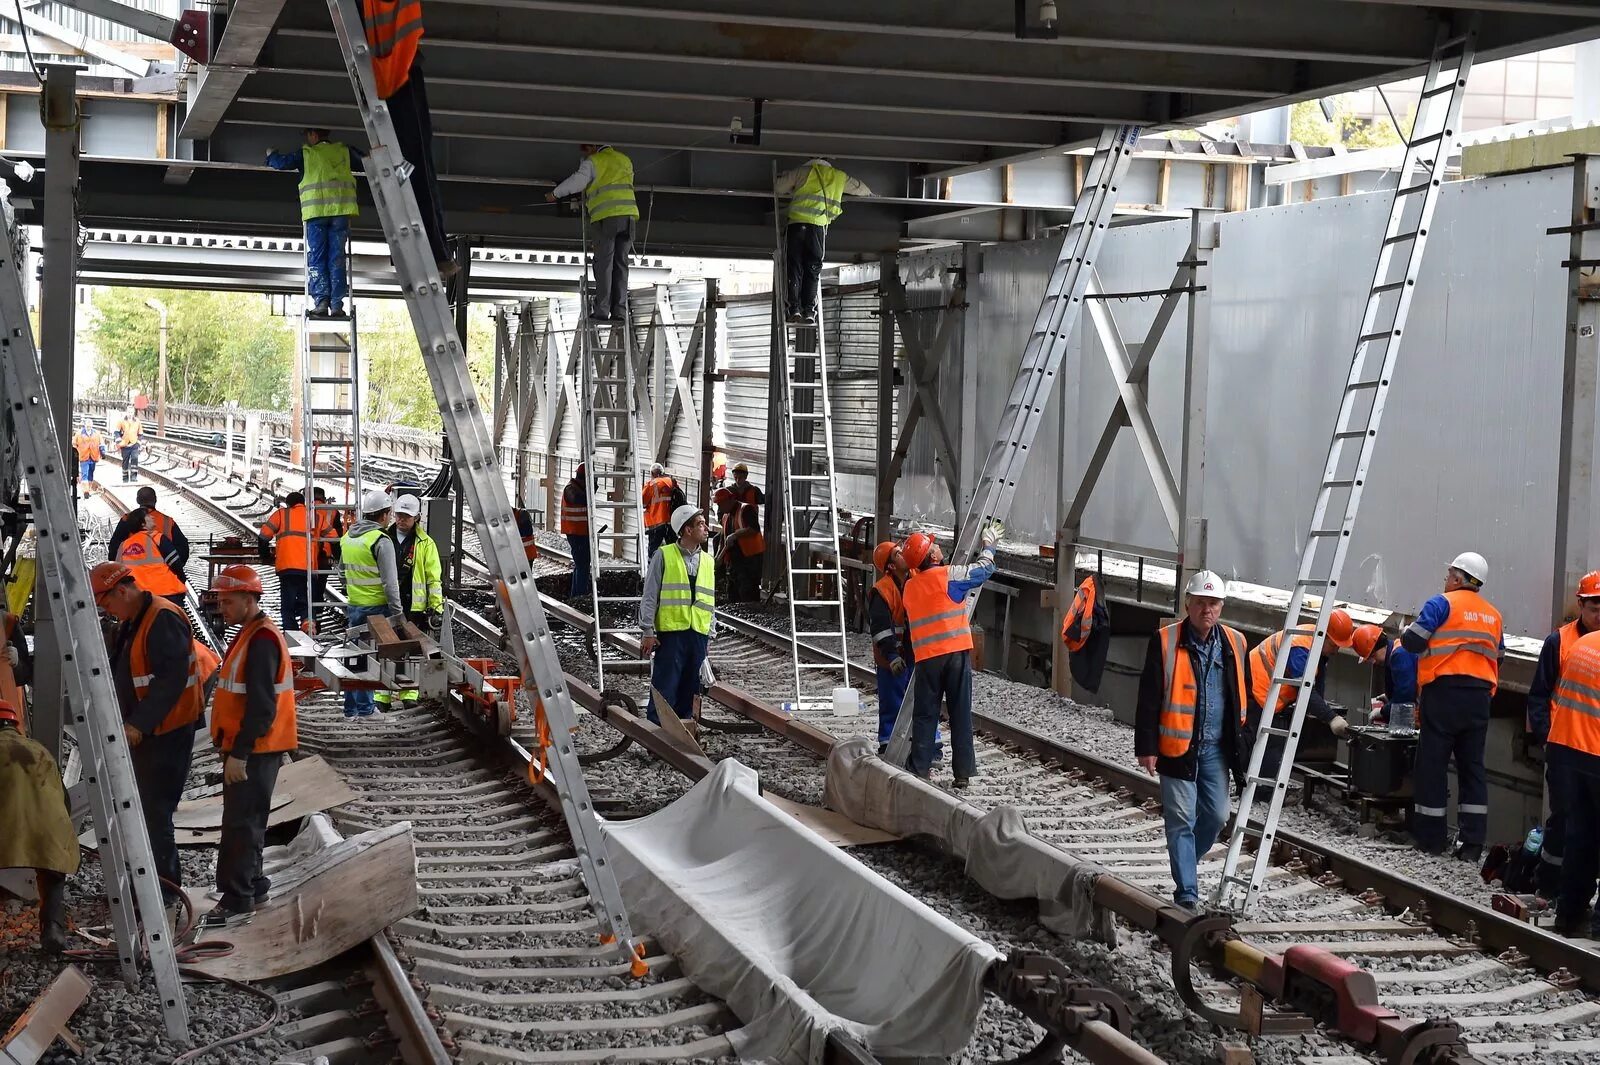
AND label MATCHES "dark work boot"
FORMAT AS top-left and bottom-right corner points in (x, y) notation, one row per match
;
(38, 873), (68, 954)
